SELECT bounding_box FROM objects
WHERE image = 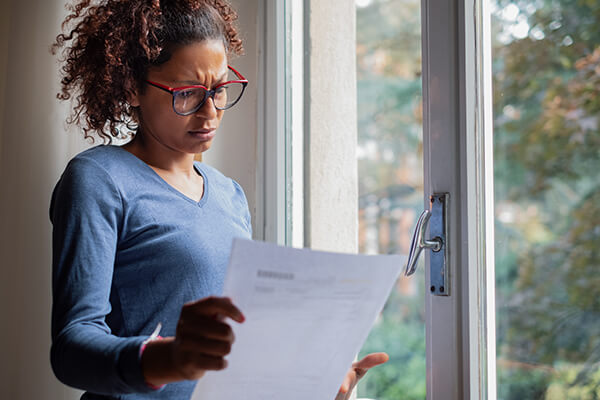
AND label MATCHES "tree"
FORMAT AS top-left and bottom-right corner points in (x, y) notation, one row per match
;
(493, 1), (600, 398)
